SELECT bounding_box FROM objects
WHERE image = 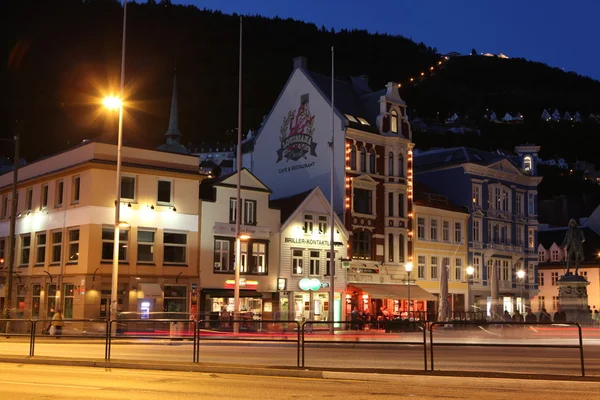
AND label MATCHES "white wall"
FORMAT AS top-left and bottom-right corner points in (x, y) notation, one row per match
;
(248, 69), (347, 214)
